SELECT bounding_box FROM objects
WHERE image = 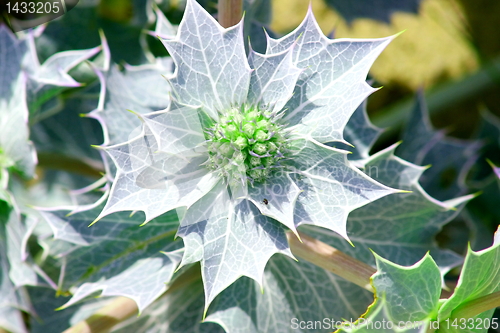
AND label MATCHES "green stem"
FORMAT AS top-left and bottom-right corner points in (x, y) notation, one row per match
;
(287, 231), (457, 299)
(61, 296), (138, 333)
(37, 152), (104, 178)
(372, 55), (500, 140)
(450, 290), (500, 319)
(218, 0), (243, 28)
(287, 231), (376, 292)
